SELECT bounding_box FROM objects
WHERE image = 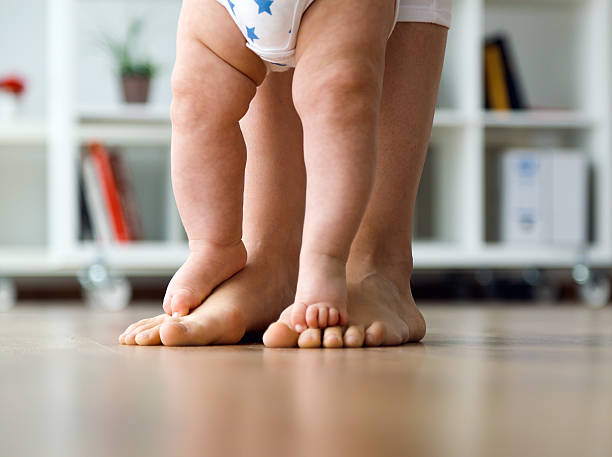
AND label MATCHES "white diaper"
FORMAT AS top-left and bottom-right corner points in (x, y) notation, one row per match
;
(216, 0), (402, 73)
